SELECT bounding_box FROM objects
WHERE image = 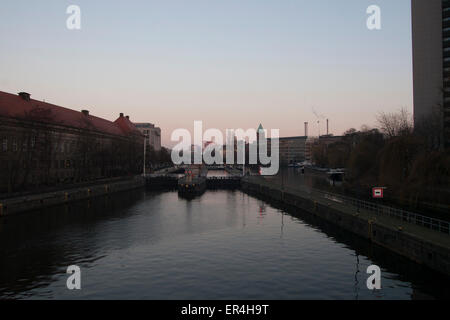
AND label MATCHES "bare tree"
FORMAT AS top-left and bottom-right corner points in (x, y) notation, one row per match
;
(4, 107), (62, 192)
(376, 108), (413, 138)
